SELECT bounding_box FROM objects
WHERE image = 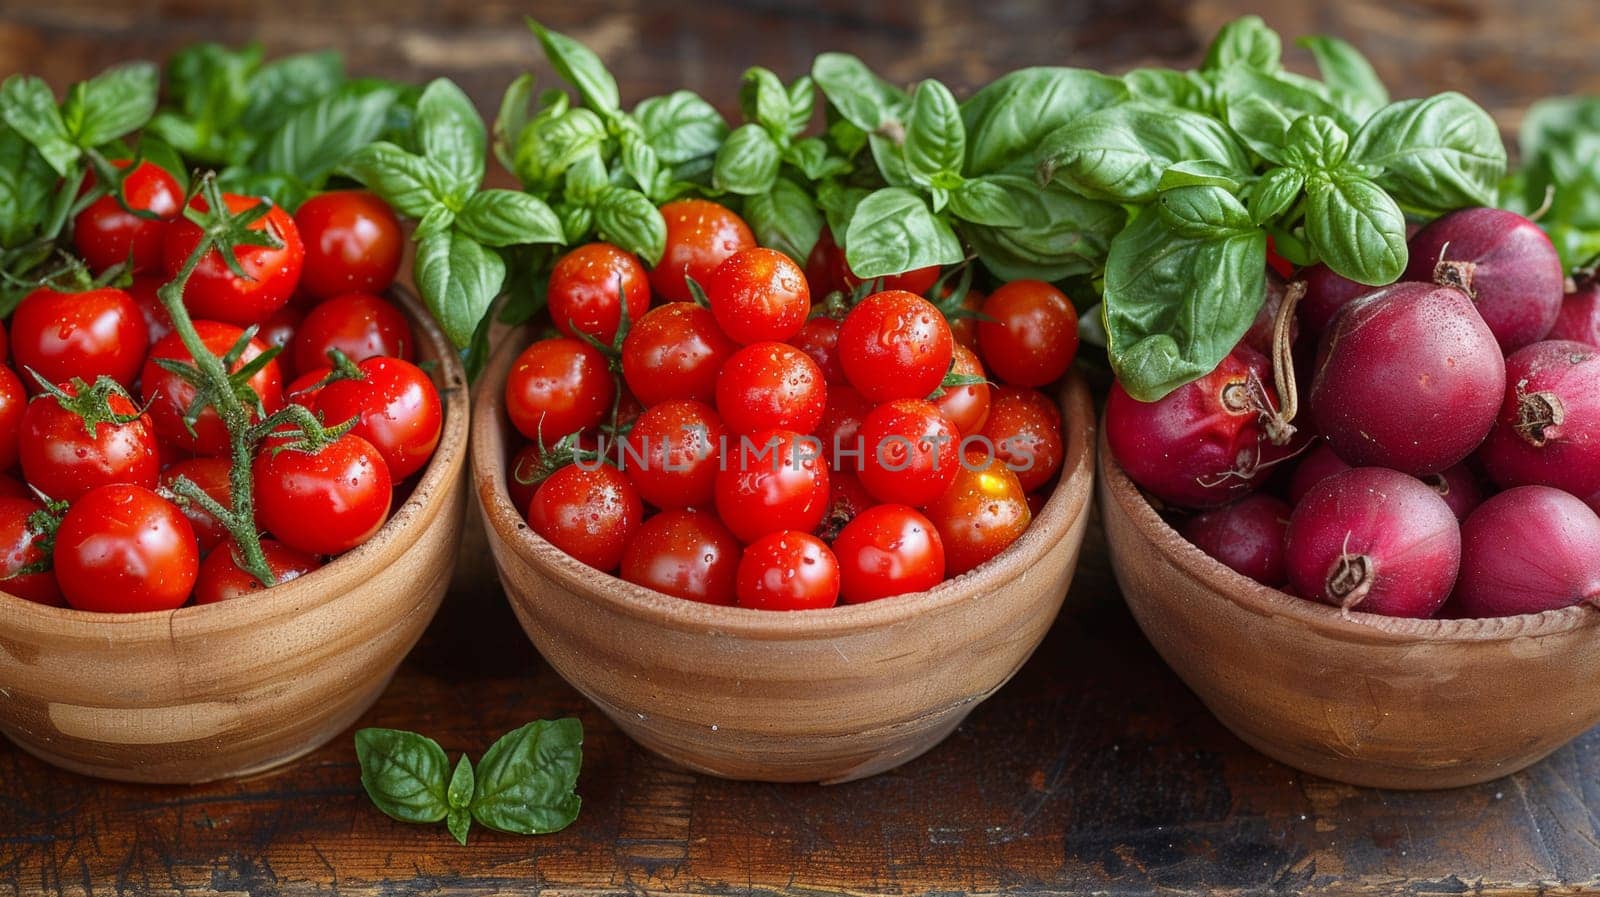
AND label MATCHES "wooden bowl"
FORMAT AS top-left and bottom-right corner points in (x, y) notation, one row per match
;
(473, 327), (1095, 783)
(0, 289), (469, 783)
(1099, 428), (1600, 789)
